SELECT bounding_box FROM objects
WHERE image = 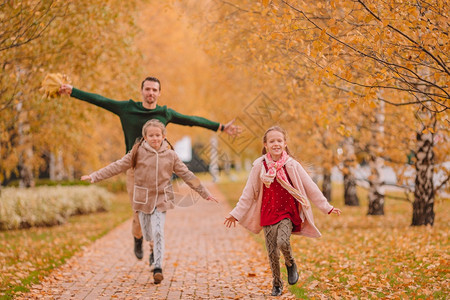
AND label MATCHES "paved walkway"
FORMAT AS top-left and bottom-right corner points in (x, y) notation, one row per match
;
(18, 182), (296, 299)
